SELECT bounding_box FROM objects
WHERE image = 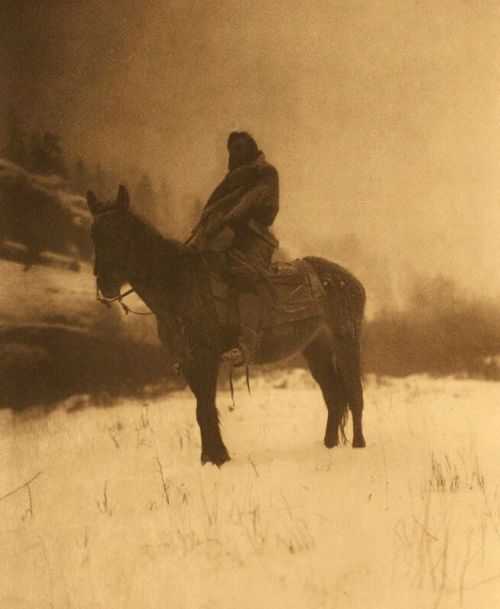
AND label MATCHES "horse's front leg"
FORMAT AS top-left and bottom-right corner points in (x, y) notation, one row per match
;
(183, 355), (230, 466)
